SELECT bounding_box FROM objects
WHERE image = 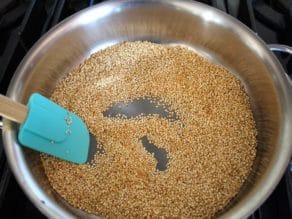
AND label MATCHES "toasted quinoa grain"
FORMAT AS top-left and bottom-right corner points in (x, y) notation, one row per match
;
(41, 41), (257, 218)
